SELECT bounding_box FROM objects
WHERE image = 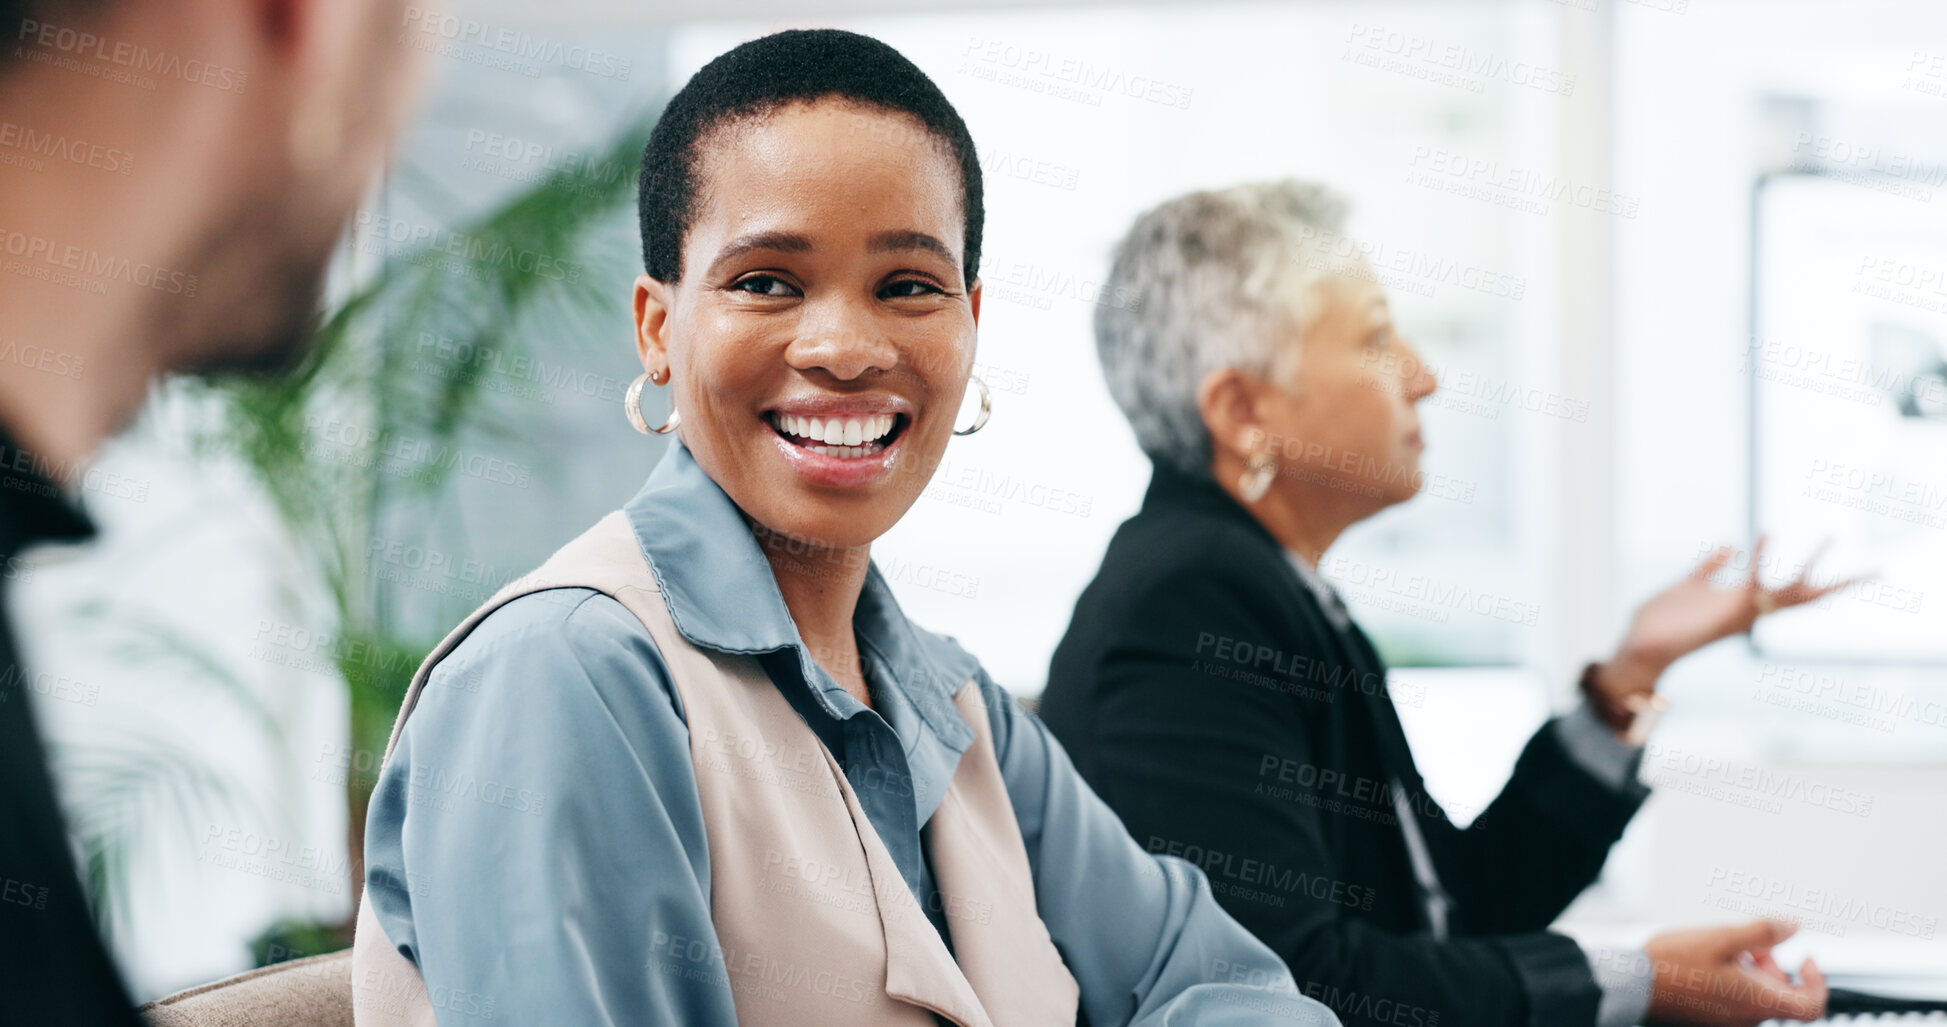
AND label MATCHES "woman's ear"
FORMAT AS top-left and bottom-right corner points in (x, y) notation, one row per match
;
(633, 273), (672, 373)
(1196, 366), (1269, 461)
